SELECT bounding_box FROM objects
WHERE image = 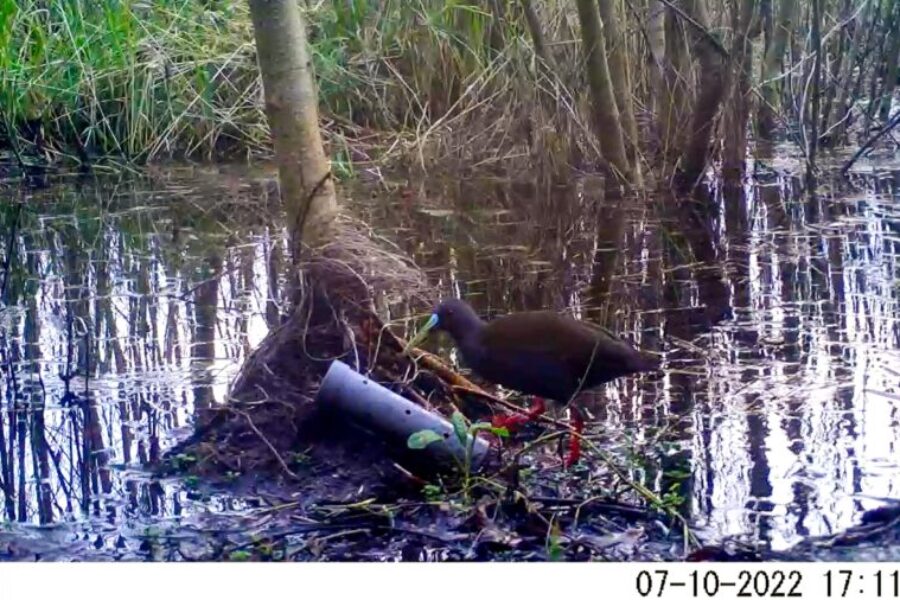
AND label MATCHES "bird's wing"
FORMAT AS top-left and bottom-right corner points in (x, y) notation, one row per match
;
(481, 312), (647, 374)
